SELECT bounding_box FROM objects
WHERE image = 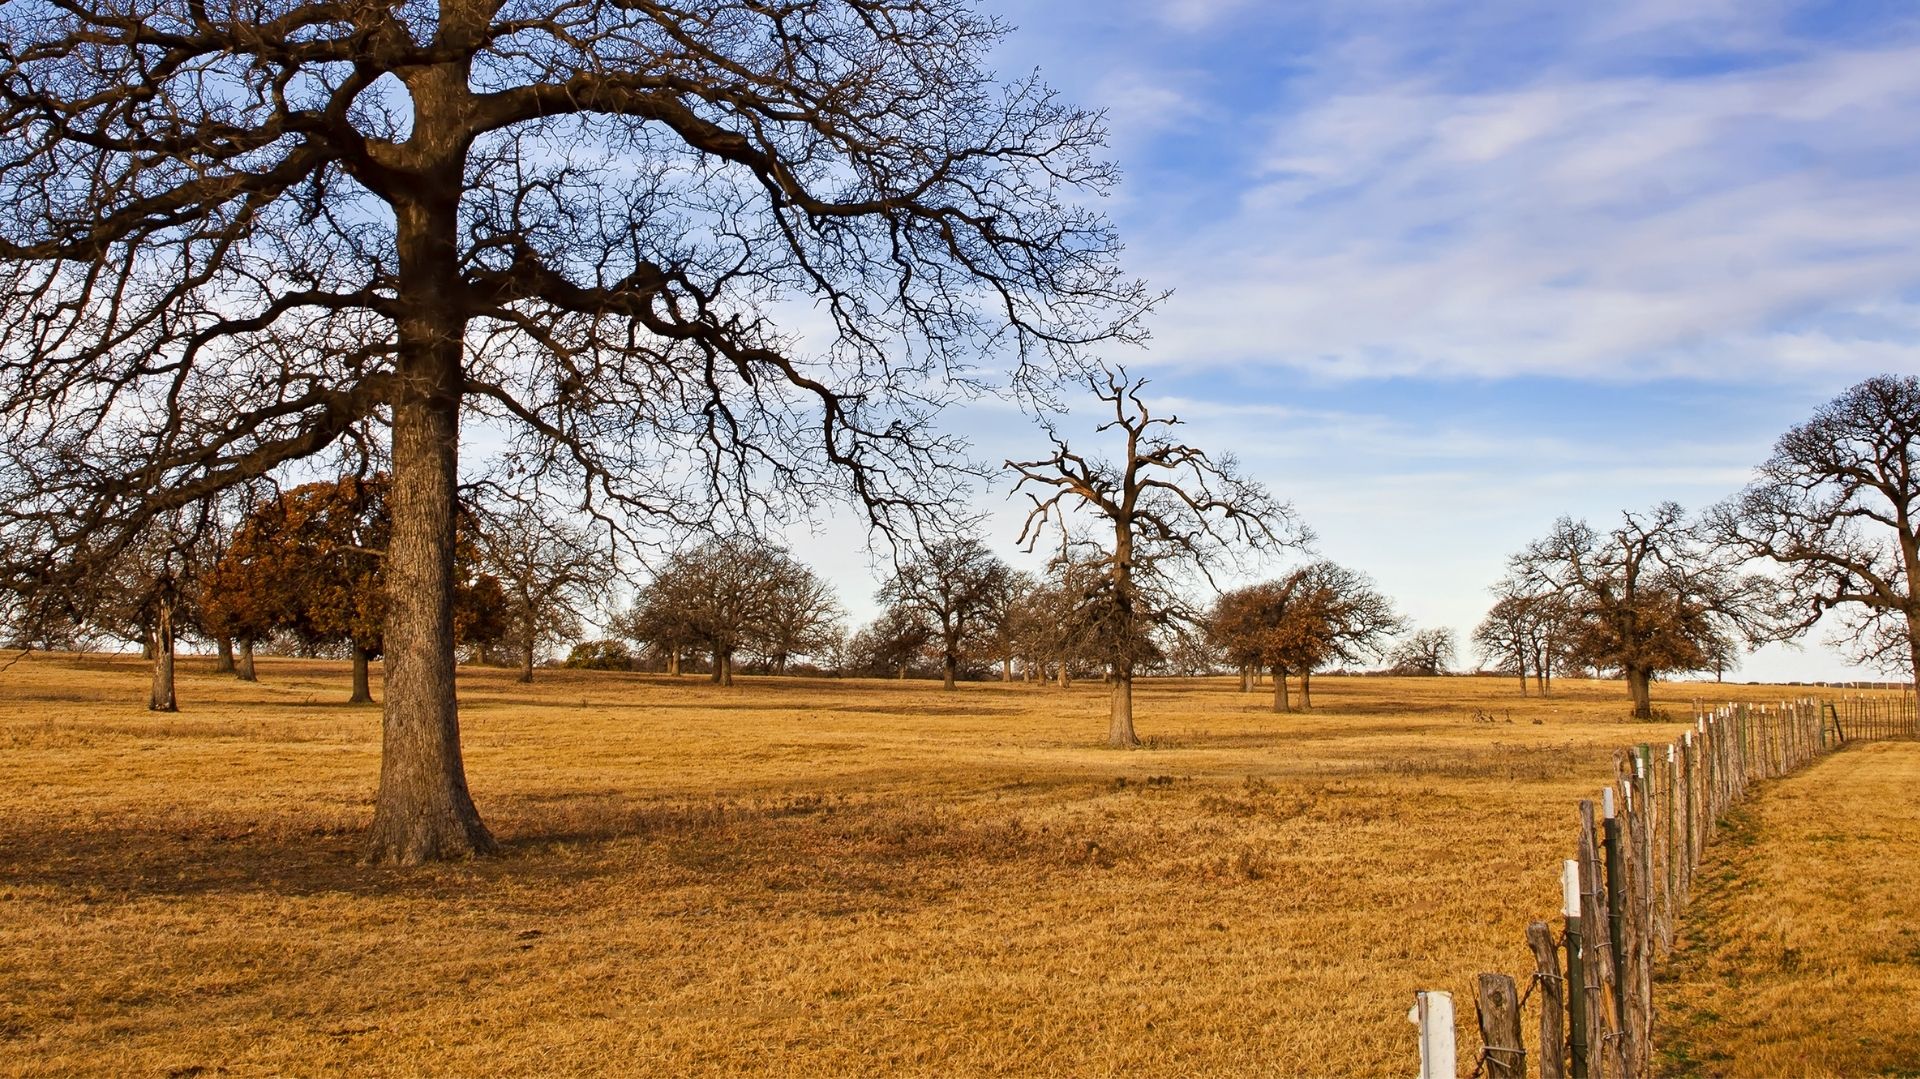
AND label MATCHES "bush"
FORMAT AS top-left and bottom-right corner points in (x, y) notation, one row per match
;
(564, 639), (634, 671)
